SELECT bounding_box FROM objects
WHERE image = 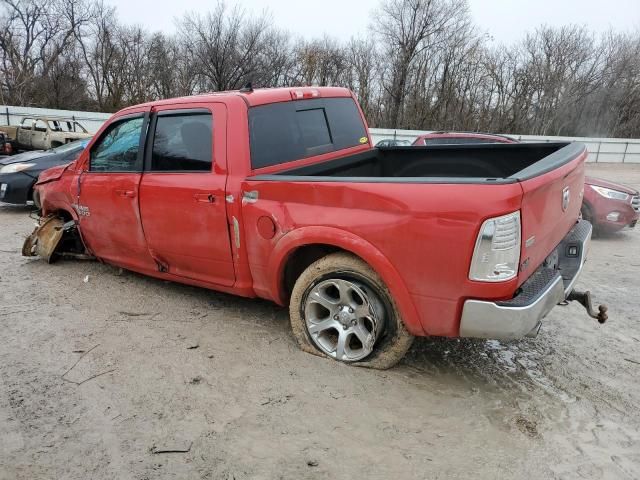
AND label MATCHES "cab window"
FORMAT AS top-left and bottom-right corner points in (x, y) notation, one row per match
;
(33, 119), (48, 132)
(150, 111), (213, 172)
(89, 116), (143, 172)
(248, 98), (367, 169)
